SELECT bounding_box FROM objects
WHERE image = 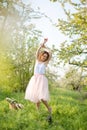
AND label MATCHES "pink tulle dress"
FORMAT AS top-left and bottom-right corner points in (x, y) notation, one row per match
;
(25, 60), (49, 103)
